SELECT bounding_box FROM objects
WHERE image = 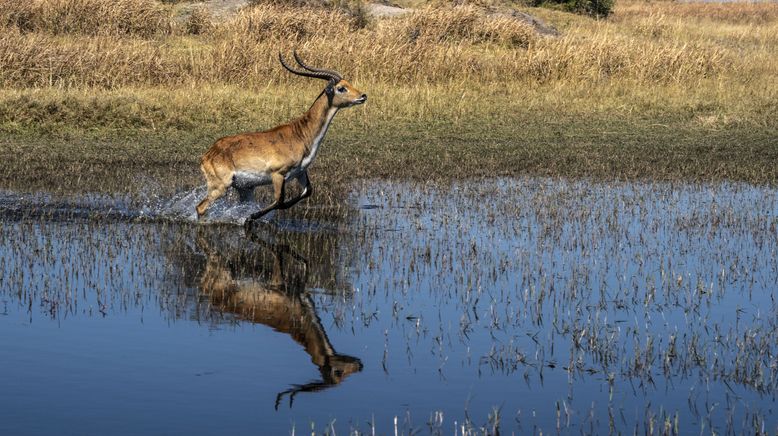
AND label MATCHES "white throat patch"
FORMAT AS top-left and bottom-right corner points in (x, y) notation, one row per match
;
(301, 108), (338, 170)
